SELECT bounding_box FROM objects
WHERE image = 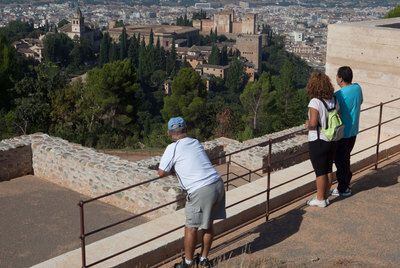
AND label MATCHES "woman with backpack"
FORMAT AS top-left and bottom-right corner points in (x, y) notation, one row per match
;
(305, 72), (343, 208)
